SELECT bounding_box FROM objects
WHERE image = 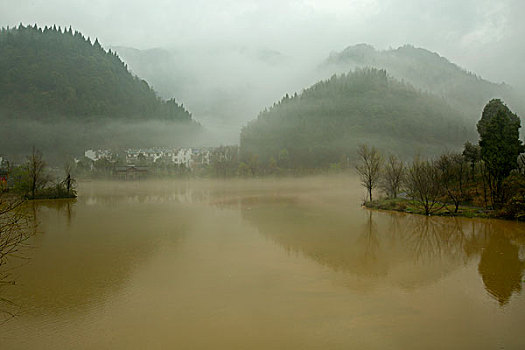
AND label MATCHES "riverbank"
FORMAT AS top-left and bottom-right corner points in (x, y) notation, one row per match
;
(364, 198), (507, 220)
